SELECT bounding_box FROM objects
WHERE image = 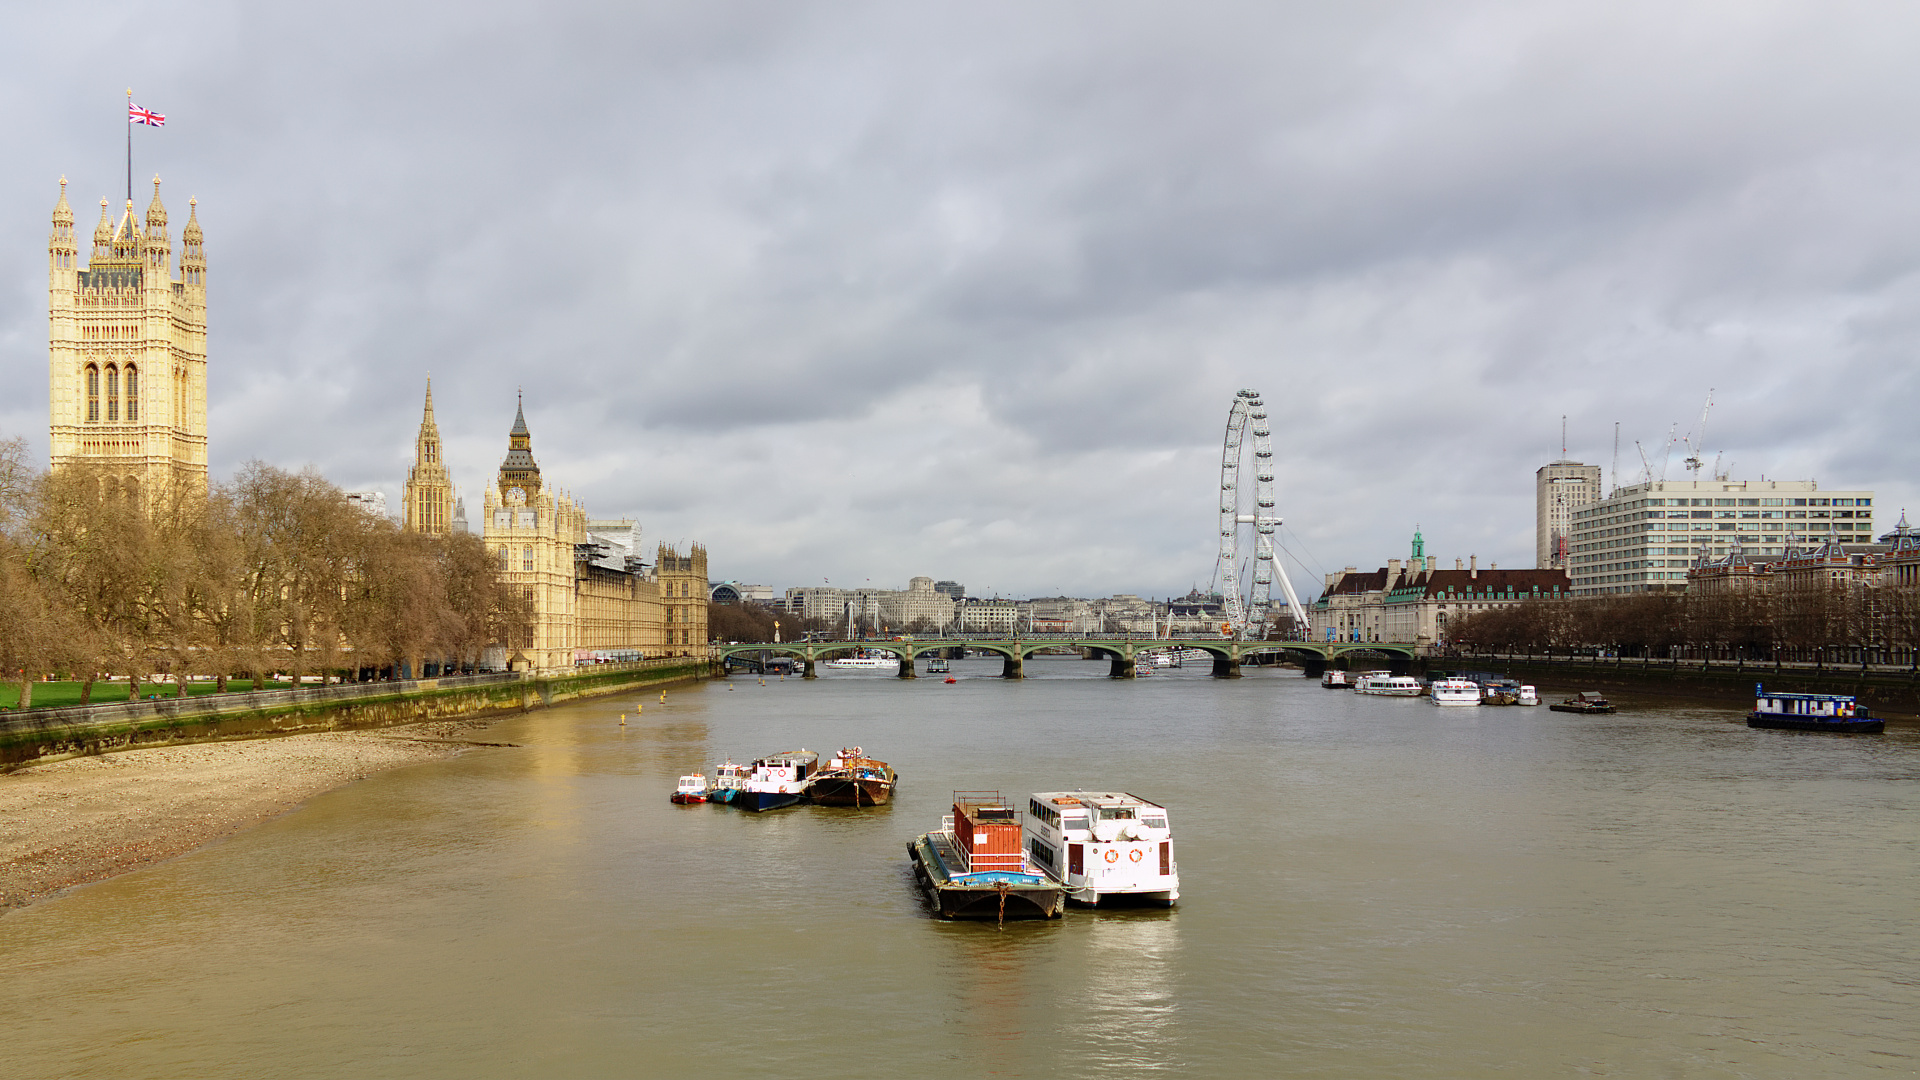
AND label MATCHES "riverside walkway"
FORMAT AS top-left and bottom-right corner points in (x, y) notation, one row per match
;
(711, 636), (1424, 679)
